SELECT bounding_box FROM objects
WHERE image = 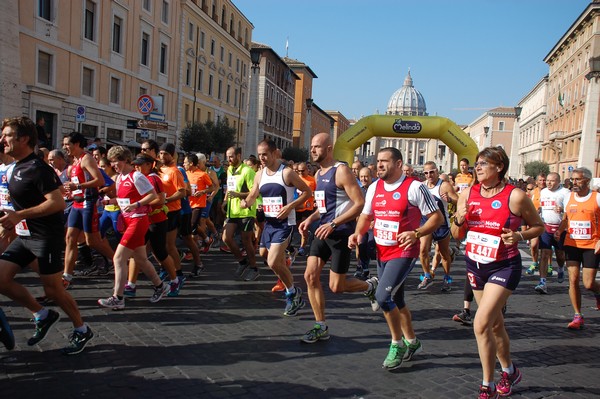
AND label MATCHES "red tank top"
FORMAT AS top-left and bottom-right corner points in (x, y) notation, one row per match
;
(70, 154), (94, 209)
(146, 173), (167, 224)
(372, 177), (422, 261)
(117, 172), (150, 219)
(465, 184), (522, 263)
